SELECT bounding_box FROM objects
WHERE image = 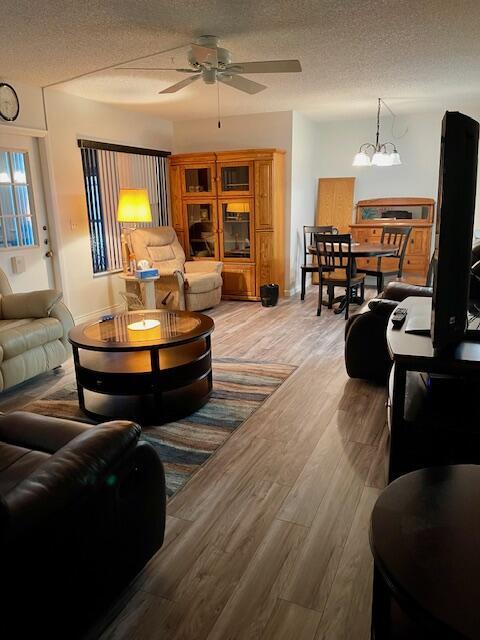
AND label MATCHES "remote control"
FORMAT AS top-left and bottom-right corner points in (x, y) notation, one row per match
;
(391, 307), (408, 328)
